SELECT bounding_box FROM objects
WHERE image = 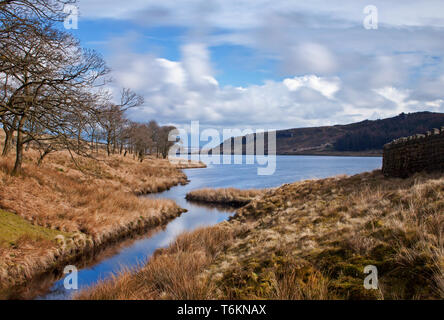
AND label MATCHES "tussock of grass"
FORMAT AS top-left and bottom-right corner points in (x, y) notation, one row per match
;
(0, 144), (190, 291)
(79, 170), (444, 300)
(186, 188), (267, 207)
(171, 159), (207, 169)
(213, 170), (444, 300)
